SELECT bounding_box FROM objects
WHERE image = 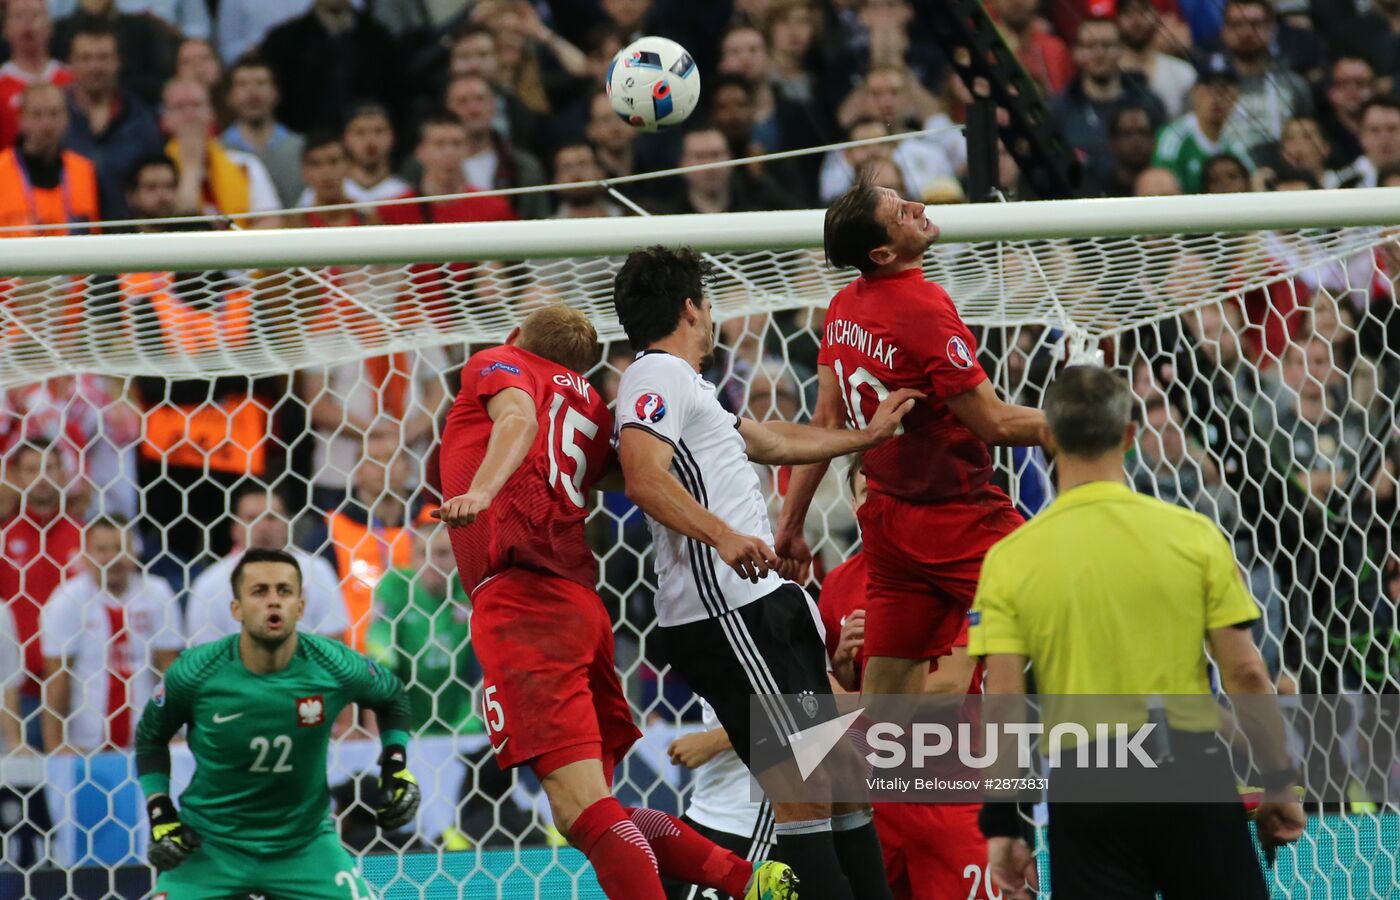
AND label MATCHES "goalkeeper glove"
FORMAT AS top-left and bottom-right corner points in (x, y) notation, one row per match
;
(147, 794), (202, 871)
(376, 745), (420, 831)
